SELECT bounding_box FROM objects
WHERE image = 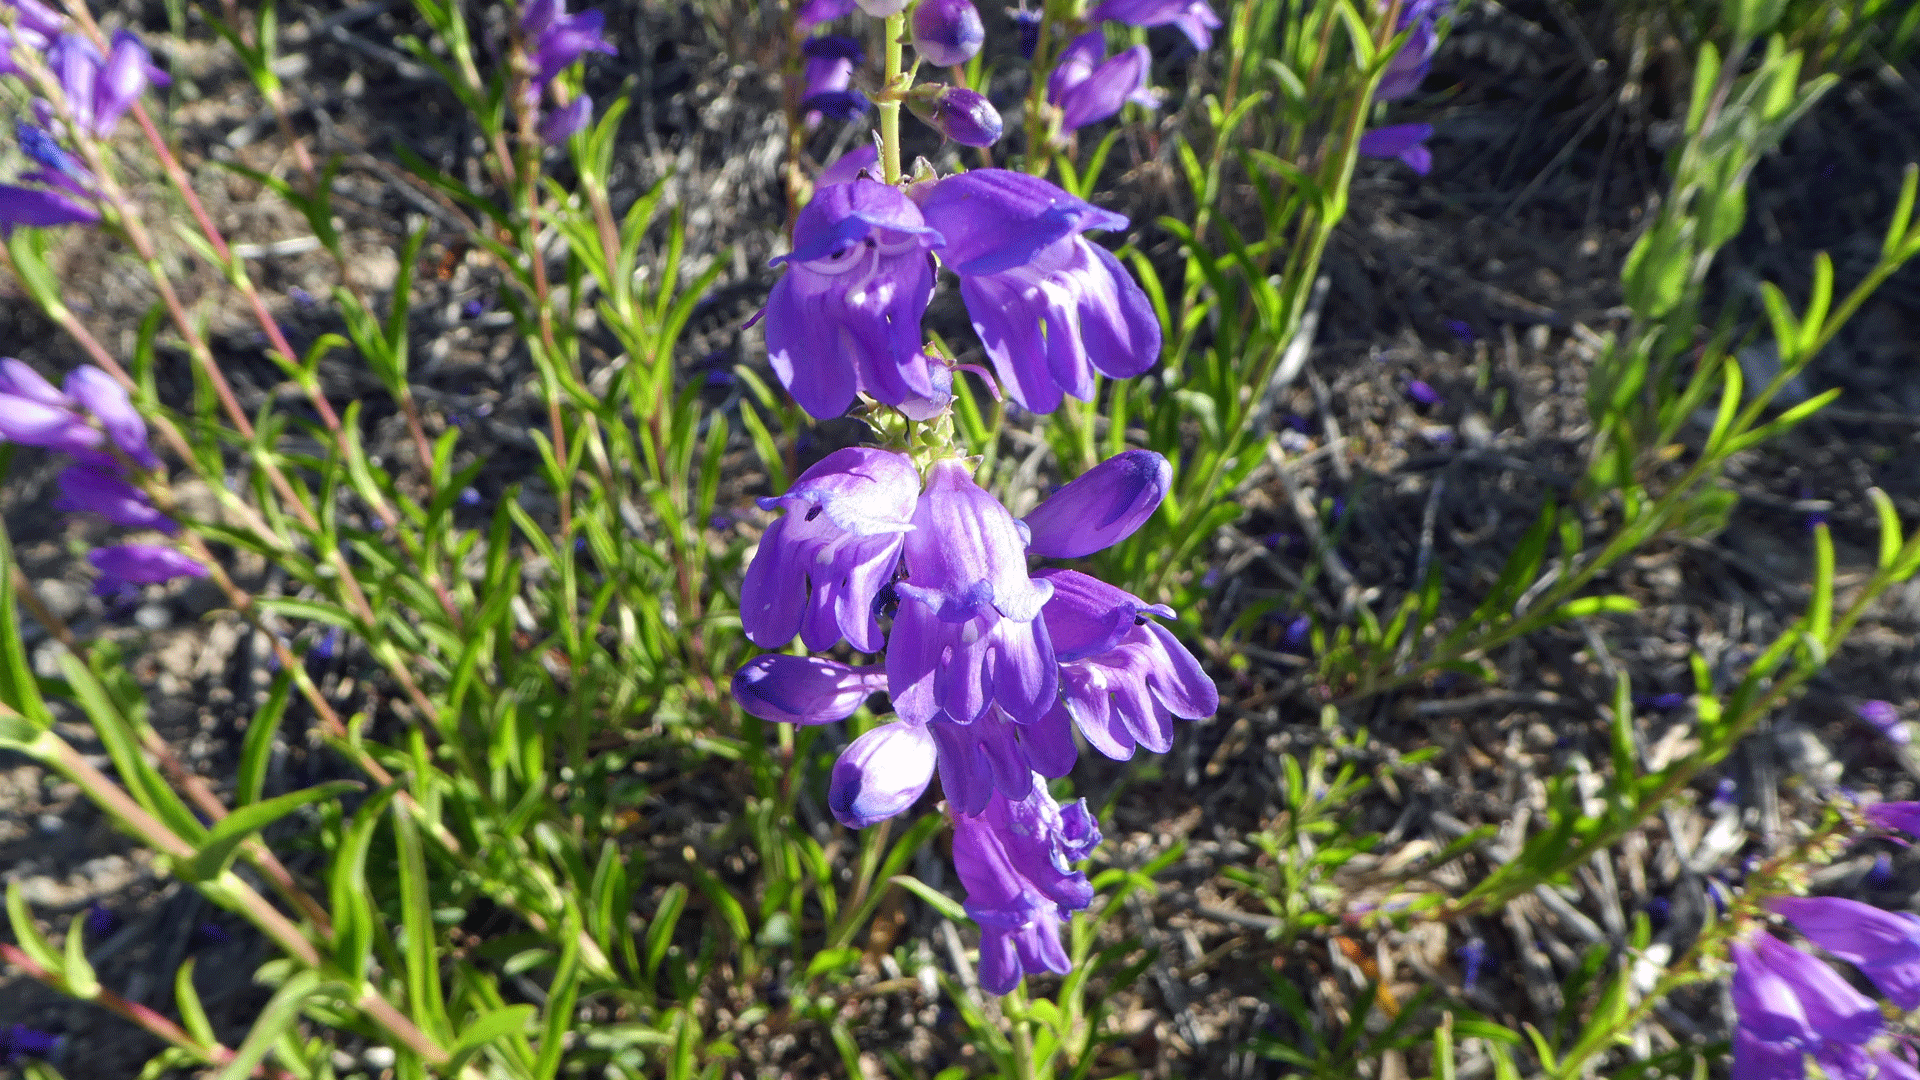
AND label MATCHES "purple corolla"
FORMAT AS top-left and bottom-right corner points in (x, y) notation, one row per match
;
(65, 365), (156, 468)
(0, 0), (65, 72)
(1087, 0), (1222, 51)
(1, 1024), (57, 1064)
(795, 0), (857, 29)
(953, 779), (1101, 993)
(912, 86), (1002, 147)
(1858, 700), (1908, 745)
(47, 31), (168, 138)
(0, 388), (99, 452)
(931, 703), (1077, 813)
(888, 458), (1056, 726)
(731, 654), (887, 725)
(538, 95), (592, 143)
(819, 143), (880, 186)
(1771, 896), (1920, 1009)
(1868, 801), (1920, 836)
(0, 120), (98, 231)
(910, 169), (1160, 413)
(1359, 123), (1434, 175)
(521, 0), (616, 88)
(829, 719), (937, 826)
(1047, 32), (1156, 133)
(88, 543), (205, 592)
(740, 446), (919, 653)
(911, 0), (985, 66)
(1730, 933), (1883, 1077)
(760, 178), (944, 418)
(1041, 569), (1217, 758)
(800, 35), (868, 123)
(1023, 448), (1170, 558)
(54, 465), (173, 532)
